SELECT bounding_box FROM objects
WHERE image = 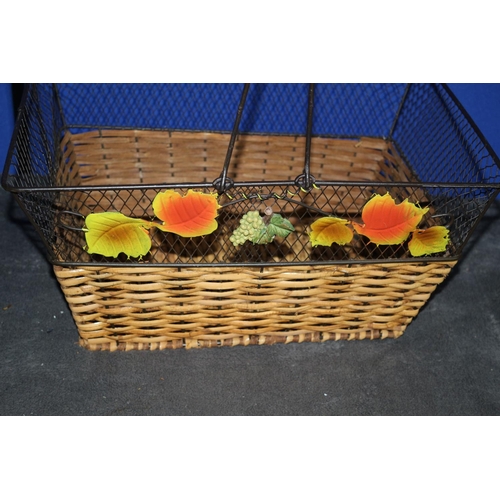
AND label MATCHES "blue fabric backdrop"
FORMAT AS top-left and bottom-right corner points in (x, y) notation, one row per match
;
(1, 83), (499, 174)
(0, 84), (15, 171)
